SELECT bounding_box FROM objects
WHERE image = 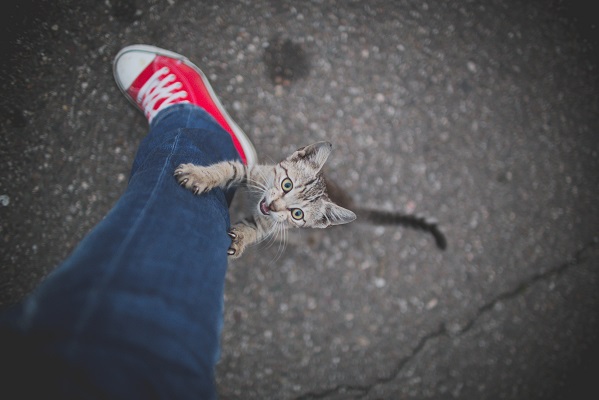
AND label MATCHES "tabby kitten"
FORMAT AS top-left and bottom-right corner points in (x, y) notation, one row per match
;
(175, 141), (356, 258)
